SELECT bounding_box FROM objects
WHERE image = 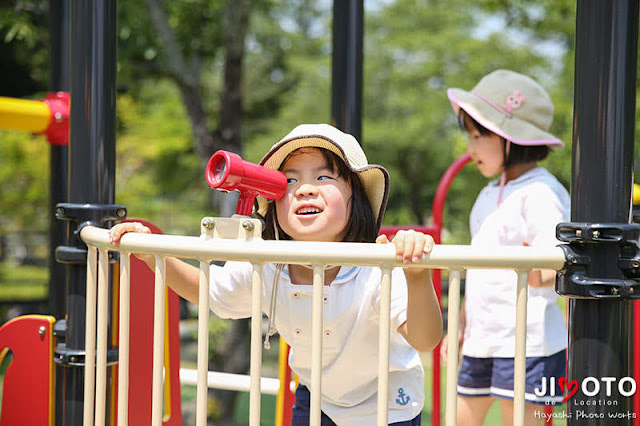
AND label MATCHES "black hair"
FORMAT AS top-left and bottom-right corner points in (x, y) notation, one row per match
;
(457, 109), (550, 169)
(259, 147), (378, 243)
